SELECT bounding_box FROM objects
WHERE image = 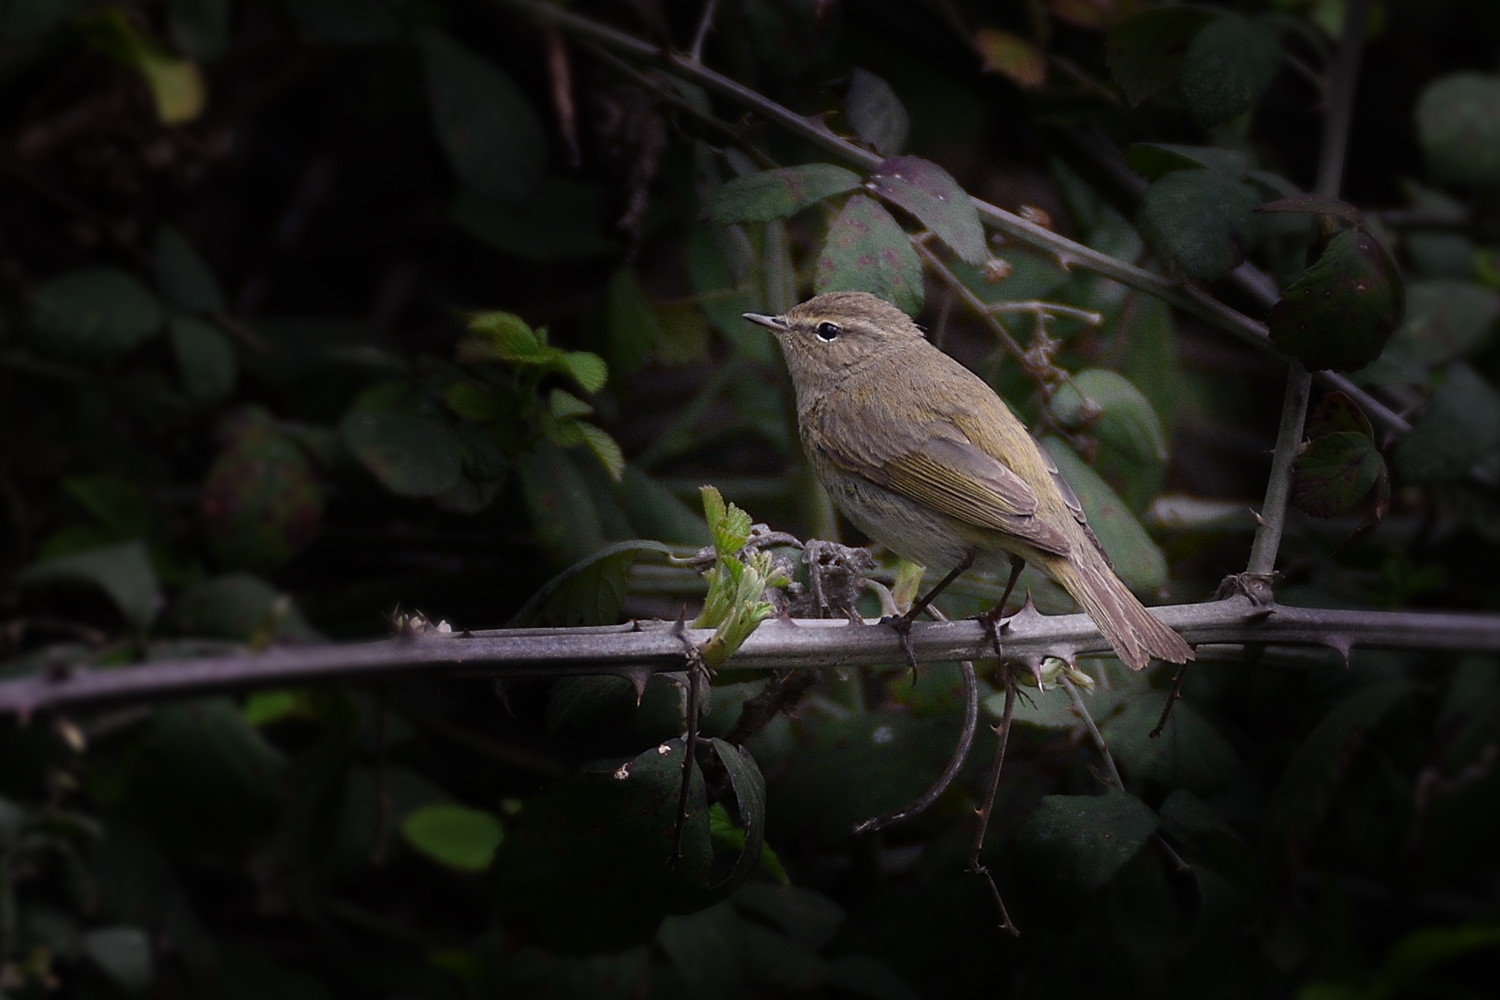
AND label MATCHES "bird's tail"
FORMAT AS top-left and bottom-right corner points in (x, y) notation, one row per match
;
(1047, 546), (1193, 671)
